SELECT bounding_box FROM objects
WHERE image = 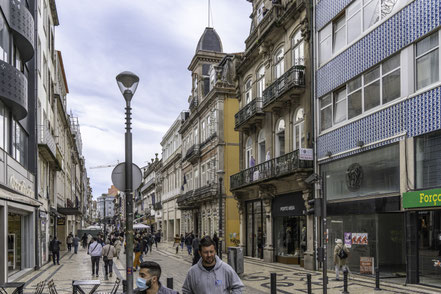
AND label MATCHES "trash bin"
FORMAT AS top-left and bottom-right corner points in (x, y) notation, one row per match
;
(228, 247), (244, 275)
